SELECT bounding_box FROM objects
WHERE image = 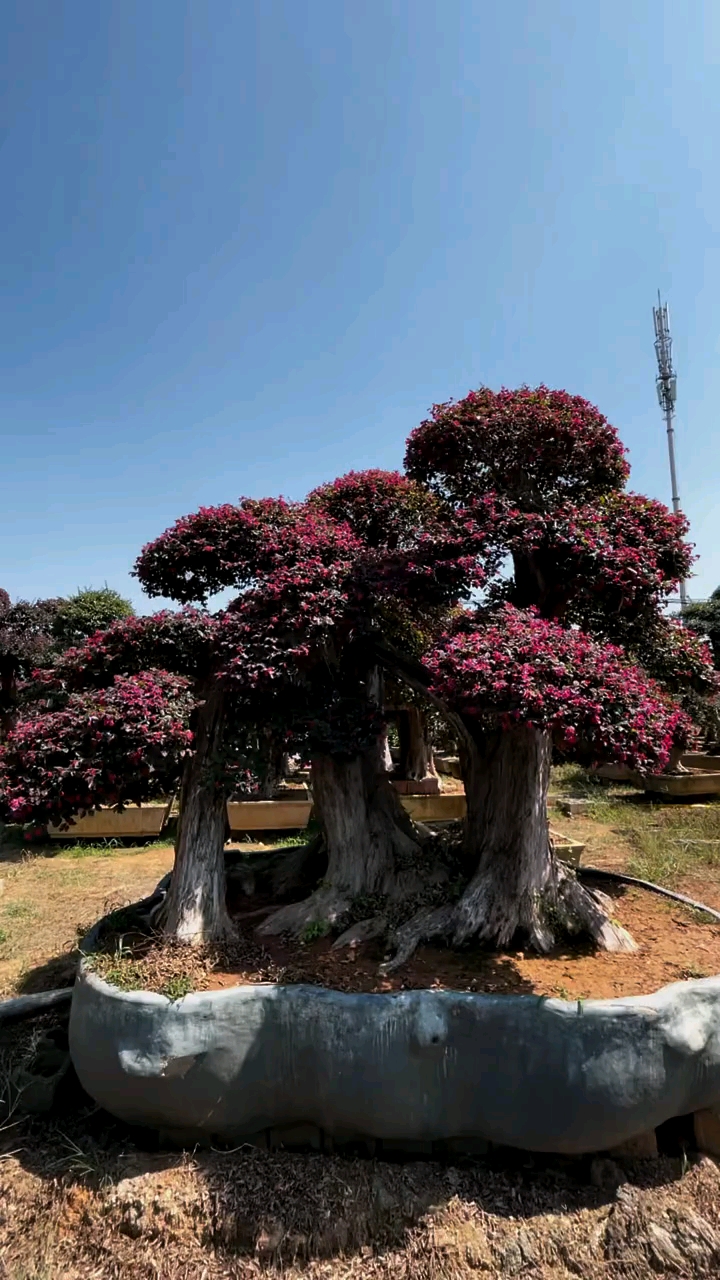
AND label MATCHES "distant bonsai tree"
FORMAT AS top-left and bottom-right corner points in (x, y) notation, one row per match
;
(684, 588), (720, 668)
(0, 670), (193, 831)
(52, 586), (134, 650)
(0, 591), (64, 738)
(681, 588), (720, 748)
